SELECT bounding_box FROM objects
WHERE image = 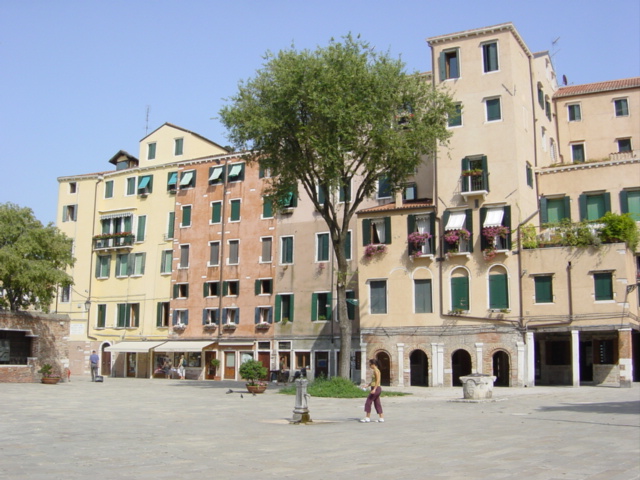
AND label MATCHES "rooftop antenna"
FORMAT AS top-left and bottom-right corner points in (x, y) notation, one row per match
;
(145, 106), (150, 135)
